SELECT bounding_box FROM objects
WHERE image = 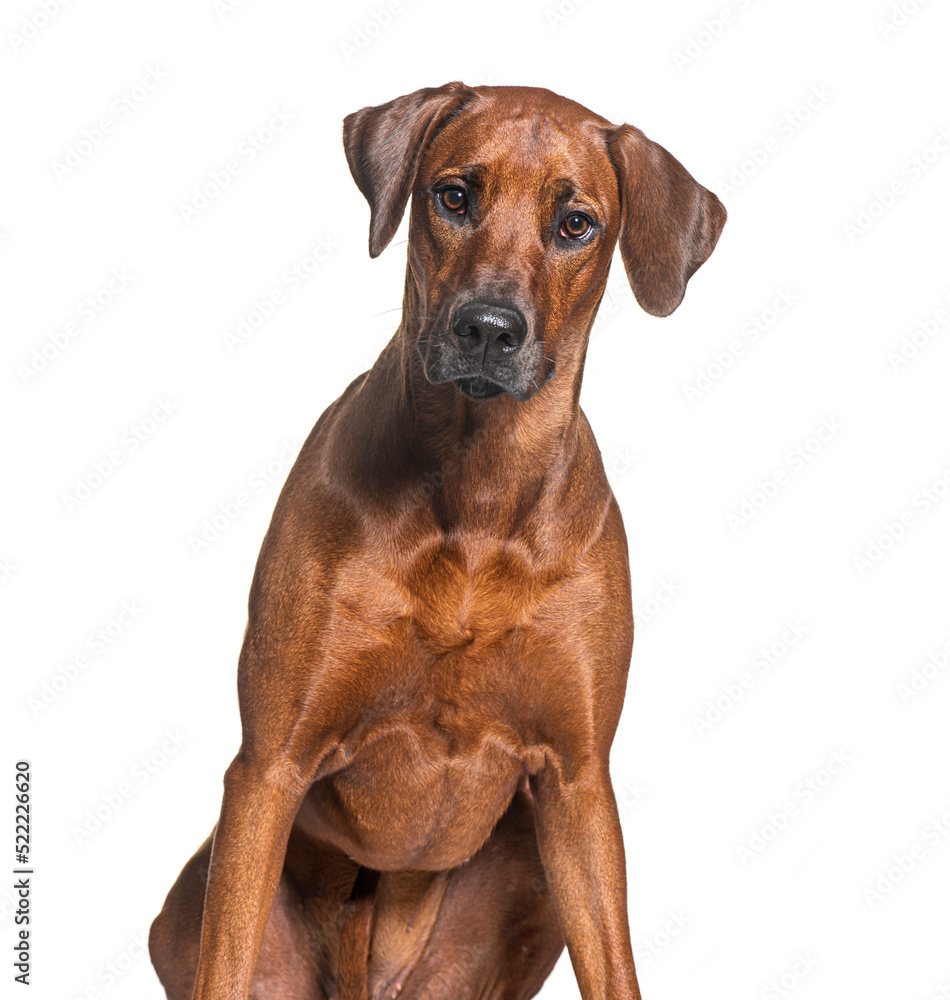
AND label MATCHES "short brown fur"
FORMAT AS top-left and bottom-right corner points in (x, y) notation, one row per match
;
(149, 82), (725, 1000)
